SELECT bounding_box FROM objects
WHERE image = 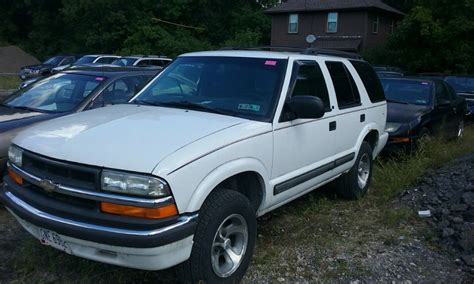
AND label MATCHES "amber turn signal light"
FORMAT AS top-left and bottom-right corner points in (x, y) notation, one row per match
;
(100, 202), (178, 219)
(390, 137), (411, 143)
(8, 168), (23, 185)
